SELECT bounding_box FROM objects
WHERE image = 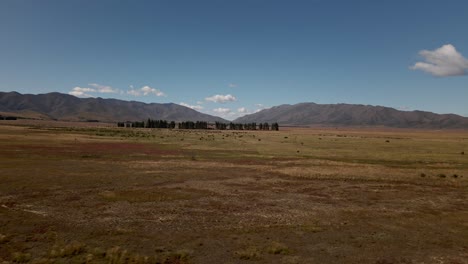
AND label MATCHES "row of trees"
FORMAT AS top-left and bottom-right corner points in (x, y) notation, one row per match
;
(0, 116), (17, 120)
(178, 121), (208, 129)
(117, 121), (145, 128)
(118, 119), (279, 131)
(215, 122), (279, 131)
(117, 119), (176, 128)
(145, 119), (176, 129)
